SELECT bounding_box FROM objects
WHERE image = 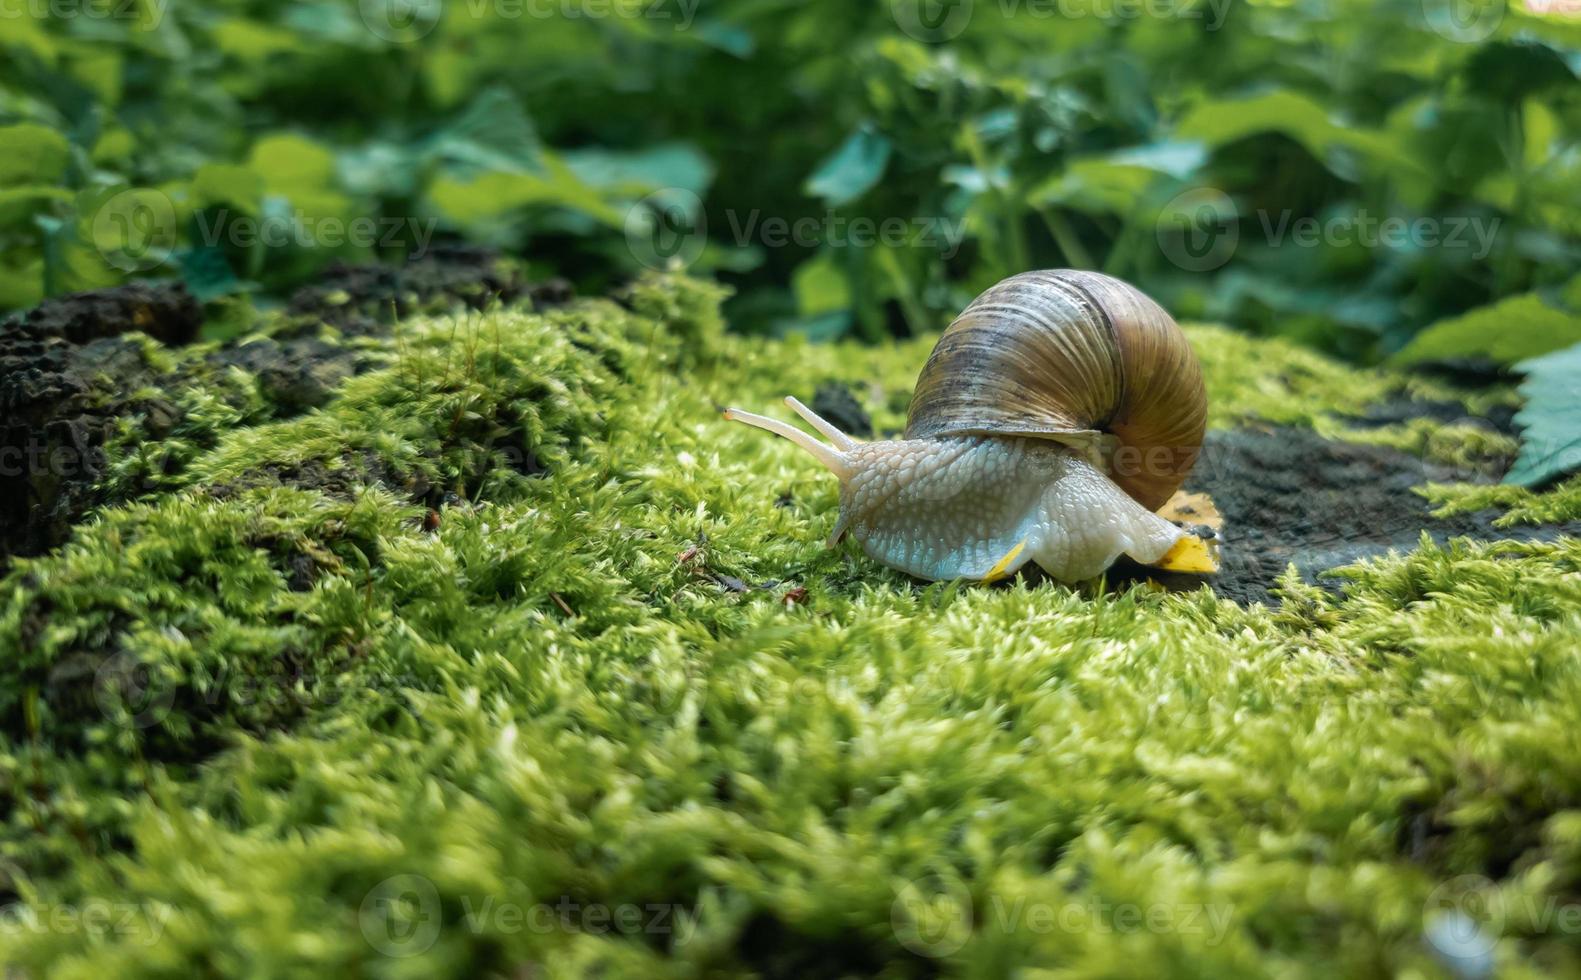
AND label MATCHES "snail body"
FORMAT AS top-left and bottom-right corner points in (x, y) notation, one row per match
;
(725, 270), (1208, 583)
